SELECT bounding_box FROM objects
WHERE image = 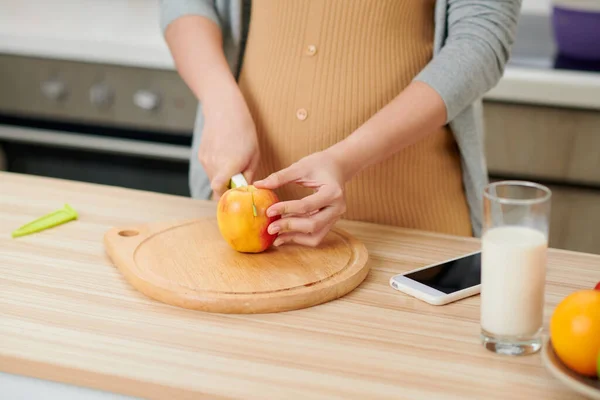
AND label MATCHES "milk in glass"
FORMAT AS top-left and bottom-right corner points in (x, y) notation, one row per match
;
(481, 225), (547, 337)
